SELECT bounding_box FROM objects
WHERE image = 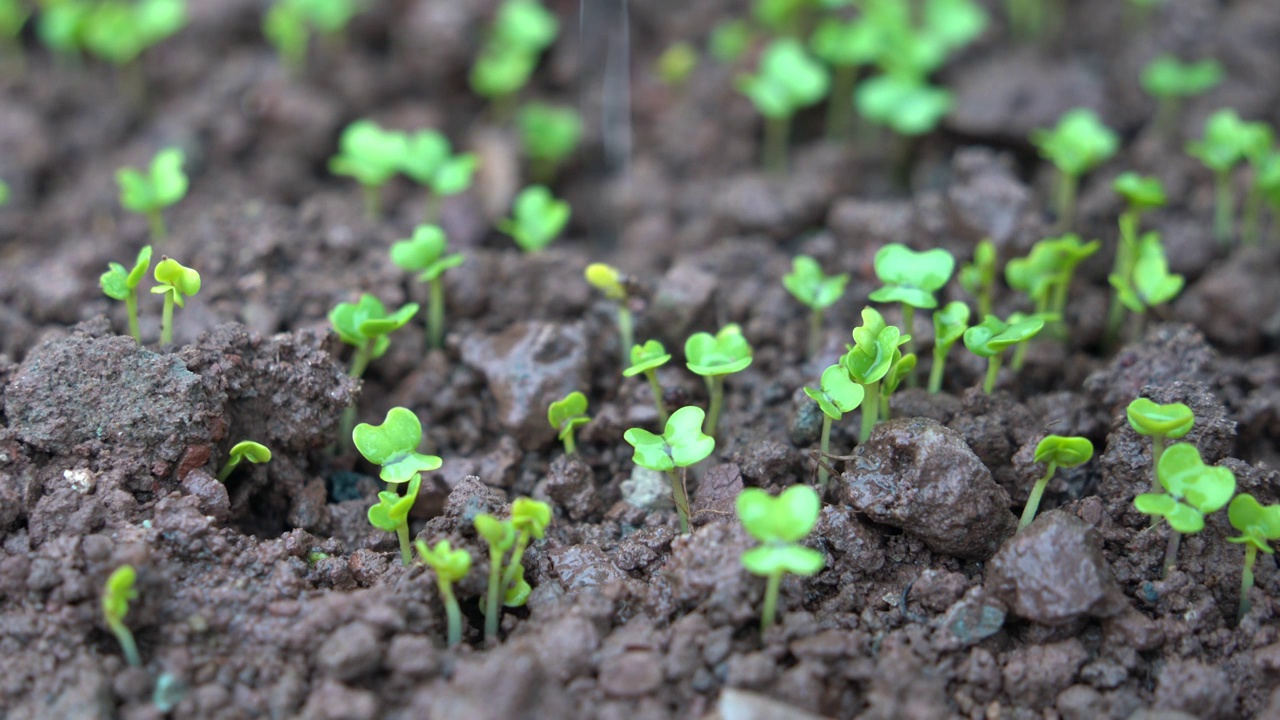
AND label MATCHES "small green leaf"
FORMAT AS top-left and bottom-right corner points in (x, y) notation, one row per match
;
(1157, 443), (1235, 515)
(933, 301), (971, 350)
(868, 244), (955, 309)
(736, 38), (830, 119)
(548, 391), (590, 439)
(963, 315), (1043, 358)
(415, 539), (472, 581)
(431, 154), (479, 197)
(623, 340), (671, 377)
(585, 263), (627, 301)
(741, 544), (825, 576)
(352, 407), (443, 484)
(1227, 494), (1280, 554)
(1031, 108), (1119, 178)
(228, 441), (271, 466)
(1113, 172), (1167, 212)
(1032, 435), (1093, 467)
(685, 324), (753, 377)
(624, 406), (715, 472)
(499, 185), (571, 252)
(1126, 398), (1194, 439)
(399, 130), (450, 185)
(391, 225), (448, 273)
(152, 257), (200, 307)
(518, 102), (583, 166)
(102, 565), (138, 625)
(855, 75), (953, 136)
(737, 485), (822, 543)
(100, 263), (130, 301)
(511, 497), (552, 539)
(329, 294), (419, 348)
(843, 307), (909, 385)
(783, 255), (848, 311)
(804, 364), (865, 421)
(1141, 55), (1223, 100)
(475, 513), (516, 552)
(329, 120), (407, 187)
(1187, 109), (1252, 173)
